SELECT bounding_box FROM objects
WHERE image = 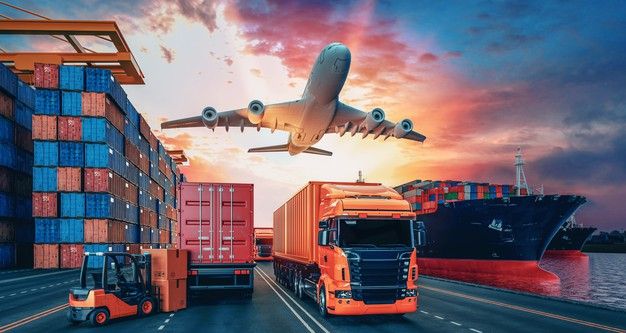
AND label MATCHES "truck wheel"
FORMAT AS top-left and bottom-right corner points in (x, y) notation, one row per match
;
(318, 286), (328, 317)
(296, 275), (304, 299)
(138, 297), (156, 316)
(89, 308), (109, 326)
(293, 273), (300, 295)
